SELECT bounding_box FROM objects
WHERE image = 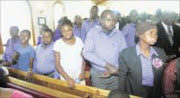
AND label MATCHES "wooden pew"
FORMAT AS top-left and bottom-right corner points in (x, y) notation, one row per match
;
(6, 76), (82, 98)
(7, 67), (142, 98)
